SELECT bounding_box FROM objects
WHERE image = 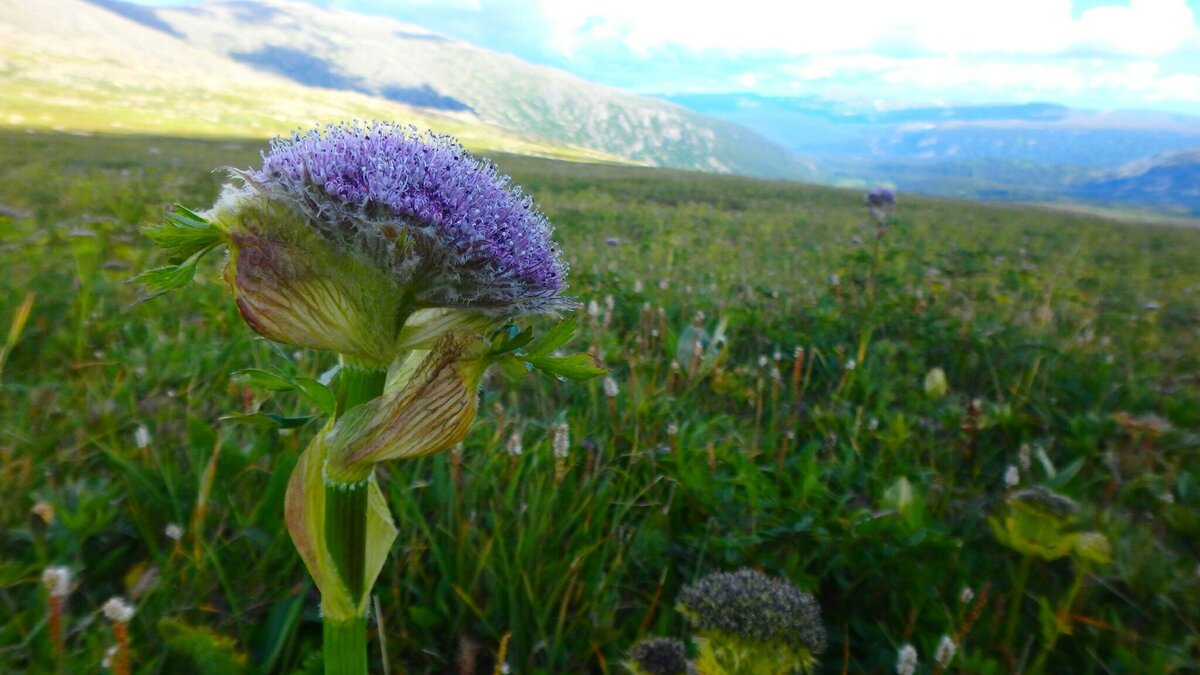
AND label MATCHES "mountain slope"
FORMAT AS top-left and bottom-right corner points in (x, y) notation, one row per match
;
(0, 0), (623, 162)
(1070, 150), (1200, 214)
(101, 0), (810, 179)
